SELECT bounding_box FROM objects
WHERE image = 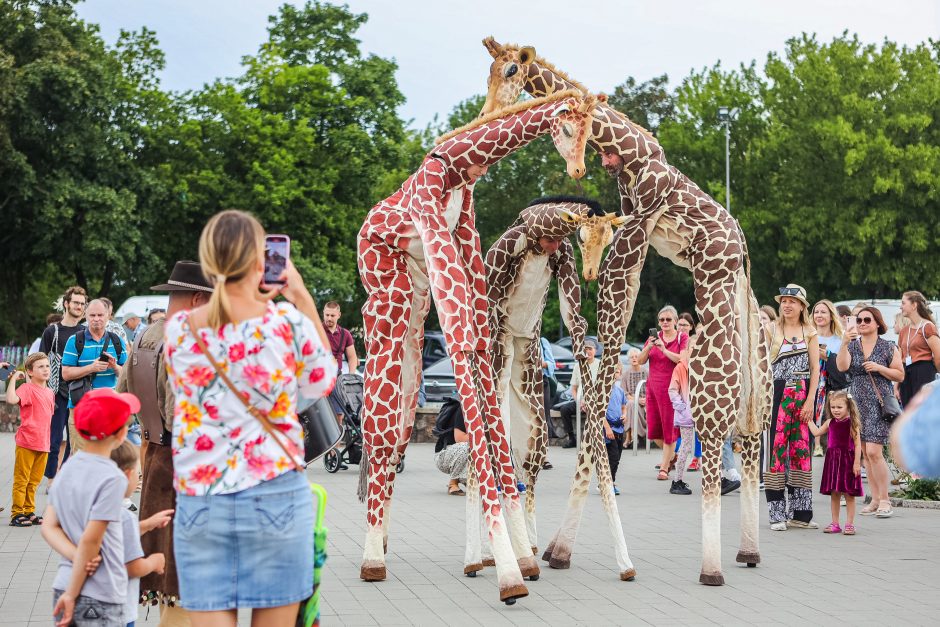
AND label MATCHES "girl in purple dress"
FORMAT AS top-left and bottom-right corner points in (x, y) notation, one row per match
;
(807, 390), (863, 535)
